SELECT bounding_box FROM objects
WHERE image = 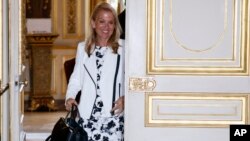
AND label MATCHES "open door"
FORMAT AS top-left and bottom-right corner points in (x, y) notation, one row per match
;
(125, 0), (250, 141)
(1, 0), (27, 141)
